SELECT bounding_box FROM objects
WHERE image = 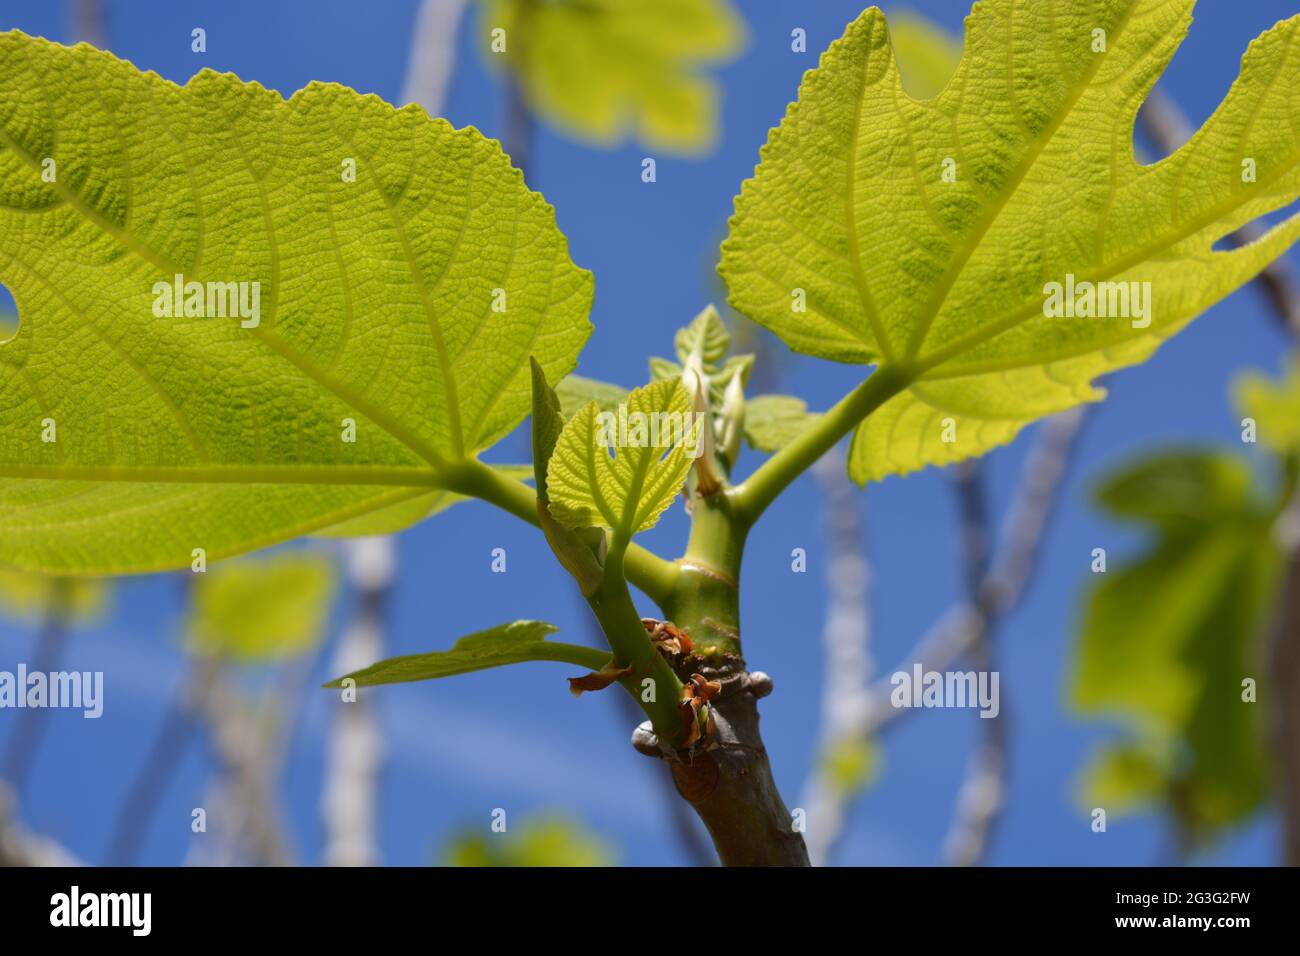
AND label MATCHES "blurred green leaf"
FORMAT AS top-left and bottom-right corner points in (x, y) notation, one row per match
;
(1235, 359), (1300, 457)
(1077, 741), (1171, 813)
(555, 374), (628, 420)
(443, 815), (615, 867)
(1071, 451), (1277, 842)
(0, 568), (107, 624)
(1094, 449), (1256, 532)
(821, 735), (879, 797)
(886, 9), (963, 99)
(190, 553), (335, 663)
(744, 395), (820, 453)
(323, 620), (608, 688)
(479, 0), (745, 154)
